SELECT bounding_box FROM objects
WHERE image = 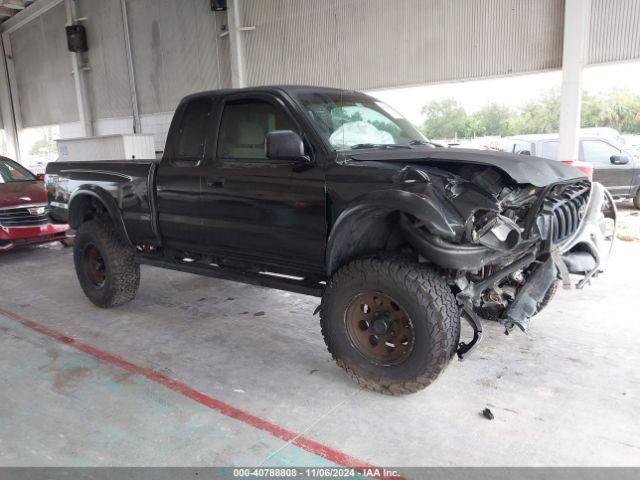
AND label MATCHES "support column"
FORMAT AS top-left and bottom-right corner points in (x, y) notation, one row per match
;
(227, 0), (246, 88)
(65, 0), (93, 137)
(558, 0), (591, 161)
(0, 34), (19, 161)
